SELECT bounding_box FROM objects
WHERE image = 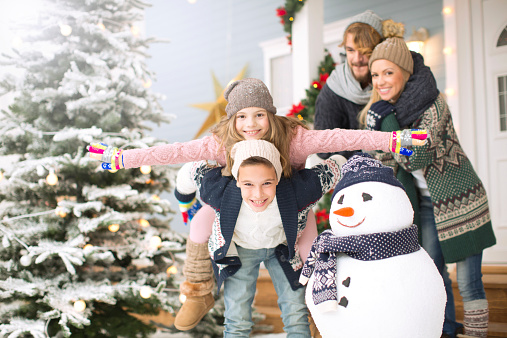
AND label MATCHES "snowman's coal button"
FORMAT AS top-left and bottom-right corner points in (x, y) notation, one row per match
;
(339, 296), (348, 308)
(342, 277), (351, 287)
